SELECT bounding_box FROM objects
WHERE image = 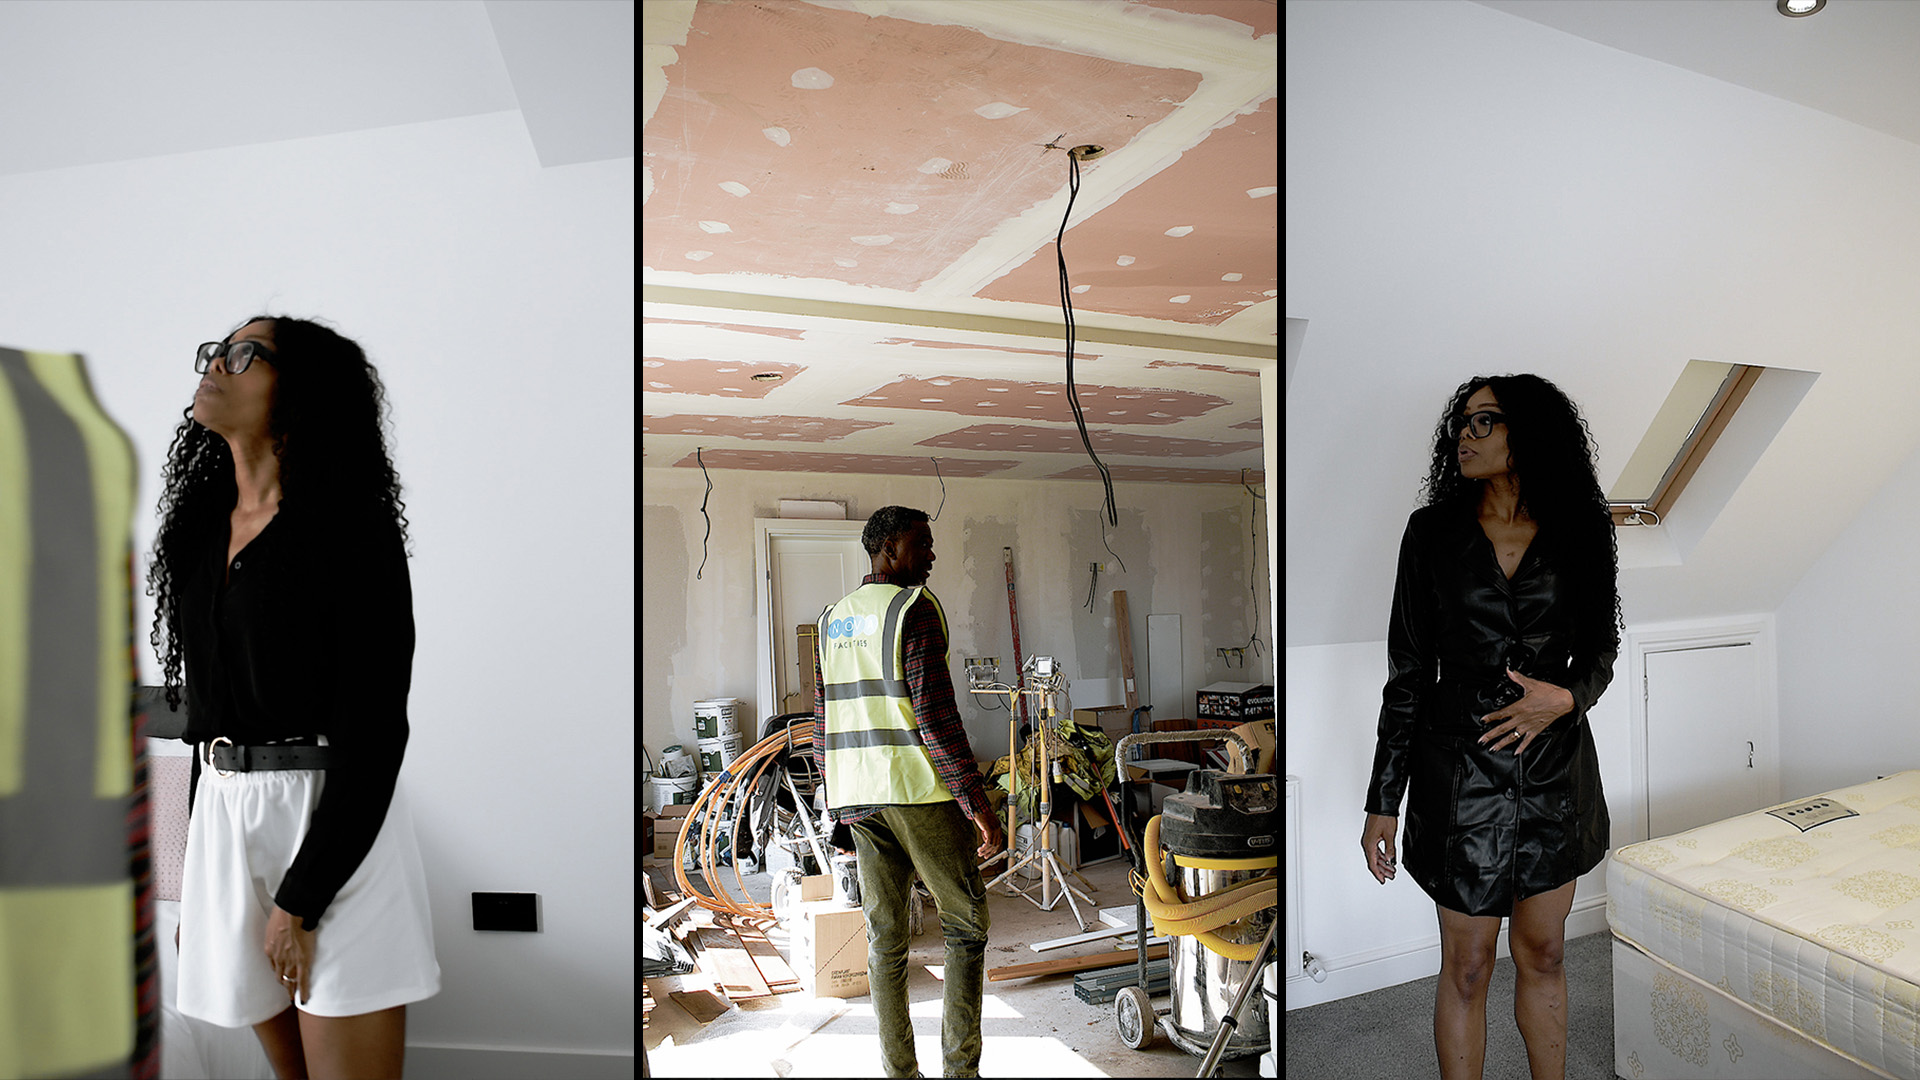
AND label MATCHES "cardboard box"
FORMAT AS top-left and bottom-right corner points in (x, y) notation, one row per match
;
(789, 899), (868, 998)
(1195, 682), (1274, 722)
(1224, 718), (1276, 775)
(1072, 705), (1135, 743)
